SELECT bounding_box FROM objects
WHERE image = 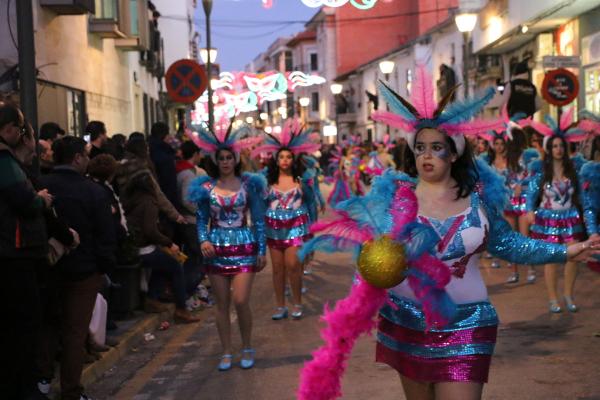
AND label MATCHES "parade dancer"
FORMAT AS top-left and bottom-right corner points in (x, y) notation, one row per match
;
(296, 66), (600, 400)
(252, 120), (320, 320)
(524, 109), (588, 313)
(187, 122), (266, 371)
(366, 134), (396, 176)
(326, 146), (352, 207)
